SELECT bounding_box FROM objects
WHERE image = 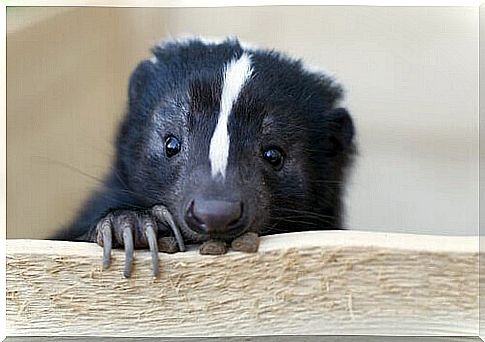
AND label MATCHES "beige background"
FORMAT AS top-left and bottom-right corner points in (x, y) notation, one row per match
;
(7, 6), (478, 239)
